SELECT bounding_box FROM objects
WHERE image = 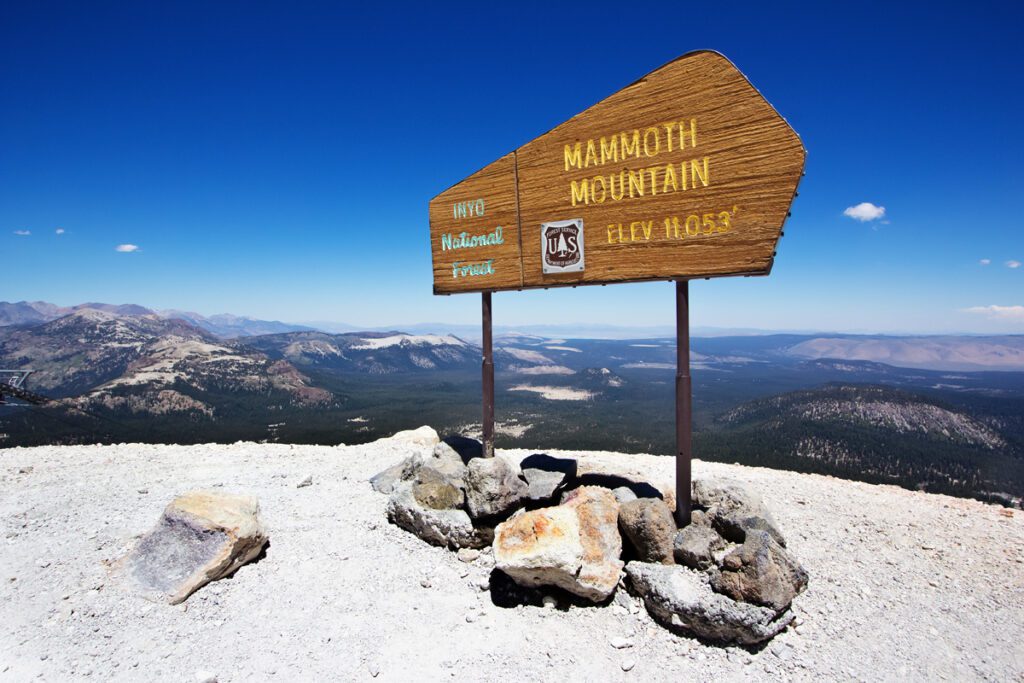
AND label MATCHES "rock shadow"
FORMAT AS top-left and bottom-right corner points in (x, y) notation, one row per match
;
(442, 435), (483, 463)
(573, 473), (664, 501)
(223, 538), (272, 576)
(487, 569), (614, 611)
(519, 453), (578, 478)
